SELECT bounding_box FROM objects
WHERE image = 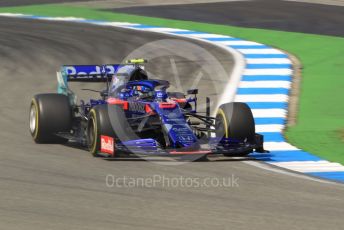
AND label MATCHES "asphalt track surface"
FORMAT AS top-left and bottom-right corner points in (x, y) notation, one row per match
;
(112, 0), (344, 37)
